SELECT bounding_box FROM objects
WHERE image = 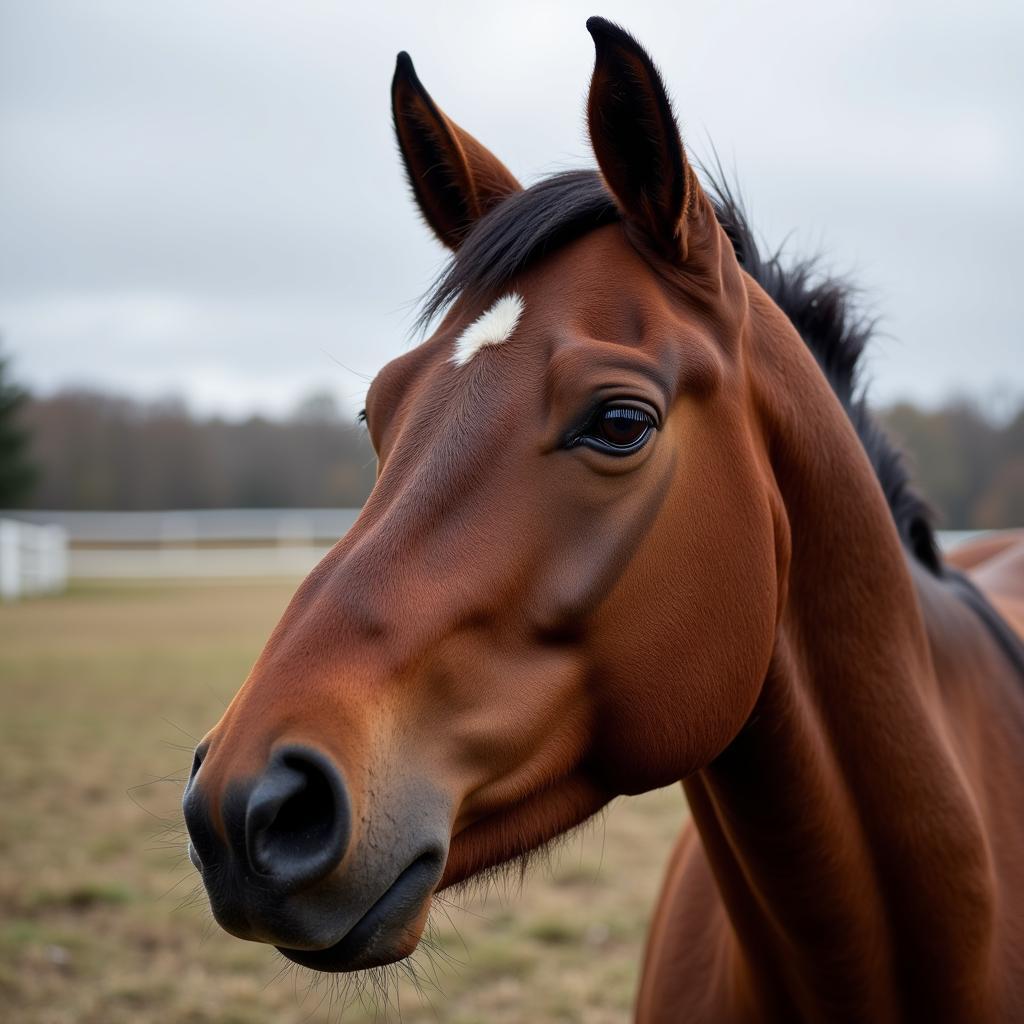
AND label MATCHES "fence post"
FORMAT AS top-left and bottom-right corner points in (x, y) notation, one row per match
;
(0, 519), (69, 601)
(41, 525), (69, 593)
(0, 520), (21, 601)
